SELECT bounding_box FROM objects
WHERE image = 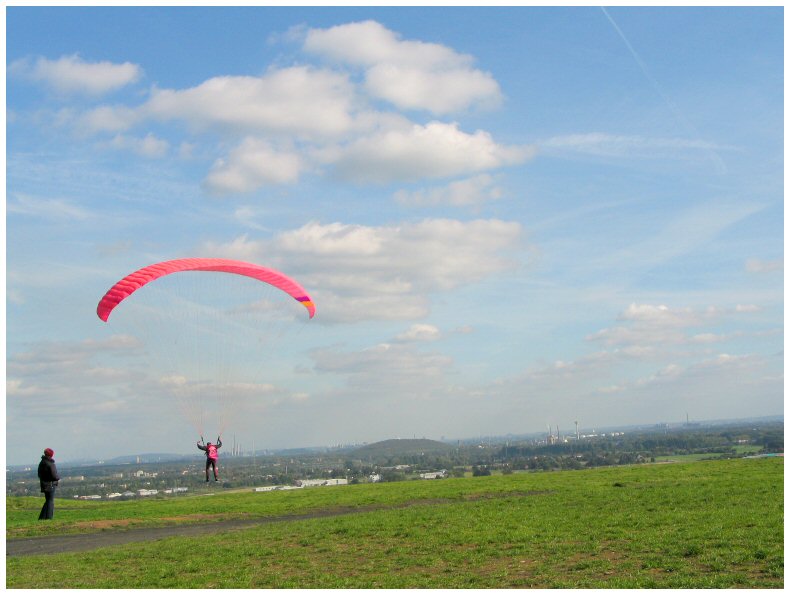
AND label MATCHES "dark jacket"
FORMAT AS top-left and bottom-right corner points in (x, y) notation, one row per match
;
(38, 455), (60, 492)
(197, 439), (222, 458)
